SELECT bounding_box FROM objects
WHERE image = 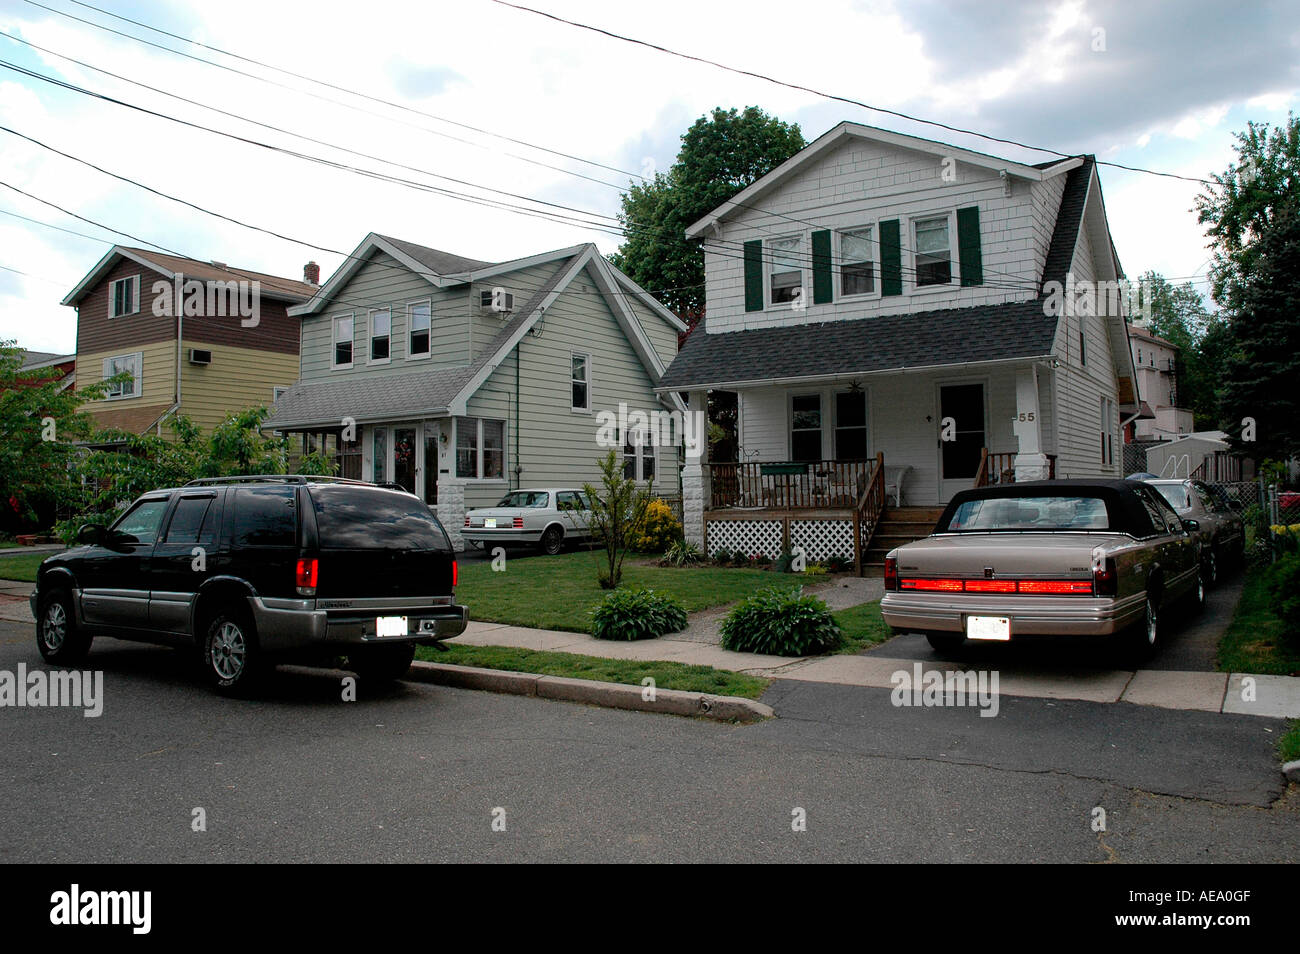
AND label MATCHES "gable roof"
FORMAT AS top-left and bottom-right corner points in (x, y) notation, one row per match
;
(62, 246), (317, 305)
(1040, 157), (1095, 292)
(19, 350), (73, 369)
(656, 298), (1058, 391)
(685, 121), (1083, 238)
(375, 234), (493, 275)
